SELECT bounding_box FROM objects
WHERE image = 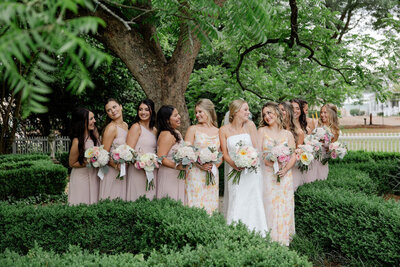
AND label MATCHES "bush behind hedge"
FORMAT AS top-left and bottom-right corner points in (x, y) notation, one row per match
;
(295, 185), (400, 266)
(0, 153), (50, 162)
(339, 160), (398, 194)
(0, 198), (311, 266)
(0, 160), (67, 200)
(322, 166), (378, 195)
